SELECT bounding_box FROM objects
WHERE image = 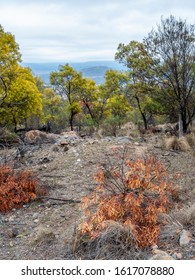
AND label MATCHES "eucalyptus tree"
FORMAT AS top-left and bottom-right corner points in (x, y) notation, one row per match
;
(0, 25), (21, 107)
(144, 15), (195, 135)
(50, 64), (83, 130)
(115, 41), (159, 130)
